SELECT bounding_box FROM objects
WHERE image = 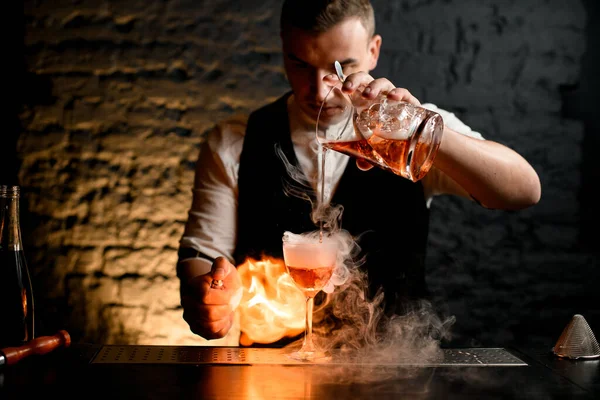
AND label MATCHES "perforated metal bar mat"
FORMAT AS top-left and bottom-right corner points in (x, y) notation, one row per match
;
(90, 346), (527, 367)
